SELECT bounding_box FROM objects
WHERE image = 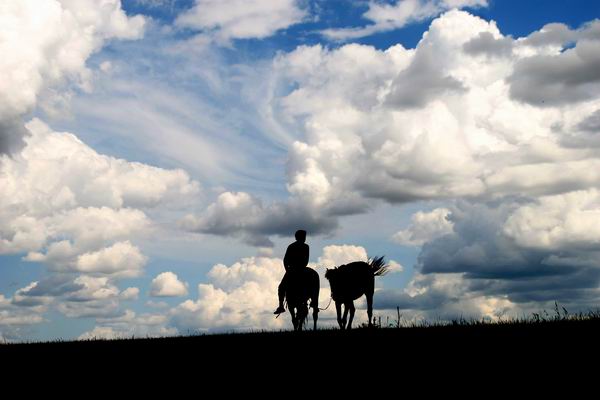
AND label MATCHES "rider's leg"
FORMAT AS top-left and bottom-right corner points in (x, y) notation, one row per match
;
(274, 271), (288, 314)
